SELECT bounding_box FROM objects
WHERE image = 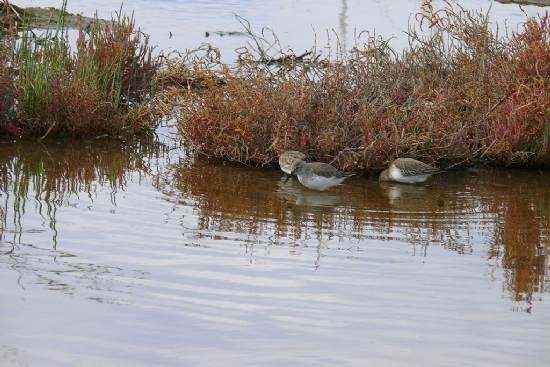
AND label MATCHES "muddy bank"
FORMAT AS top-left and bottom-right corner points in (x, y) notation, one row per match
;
(1, 2), (110, 30)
